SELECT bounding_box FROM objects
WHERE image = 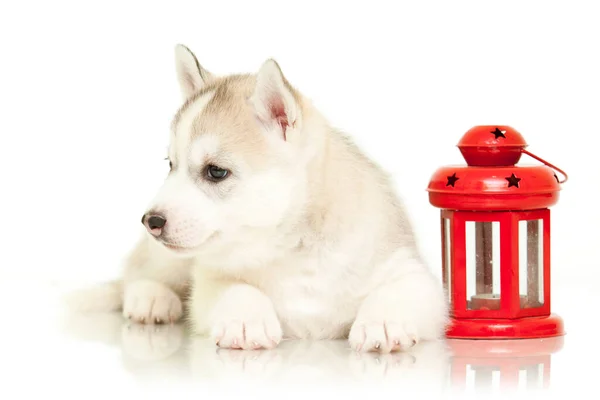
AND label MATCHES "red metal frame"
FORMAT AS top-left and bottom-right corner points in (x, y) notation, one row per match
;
(506, 212), (520, 318)
(445, 209), (552, 320)
(442, 209), (563, 339)
(445, 314), (564, 339)
(450, 211), (516, 320)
